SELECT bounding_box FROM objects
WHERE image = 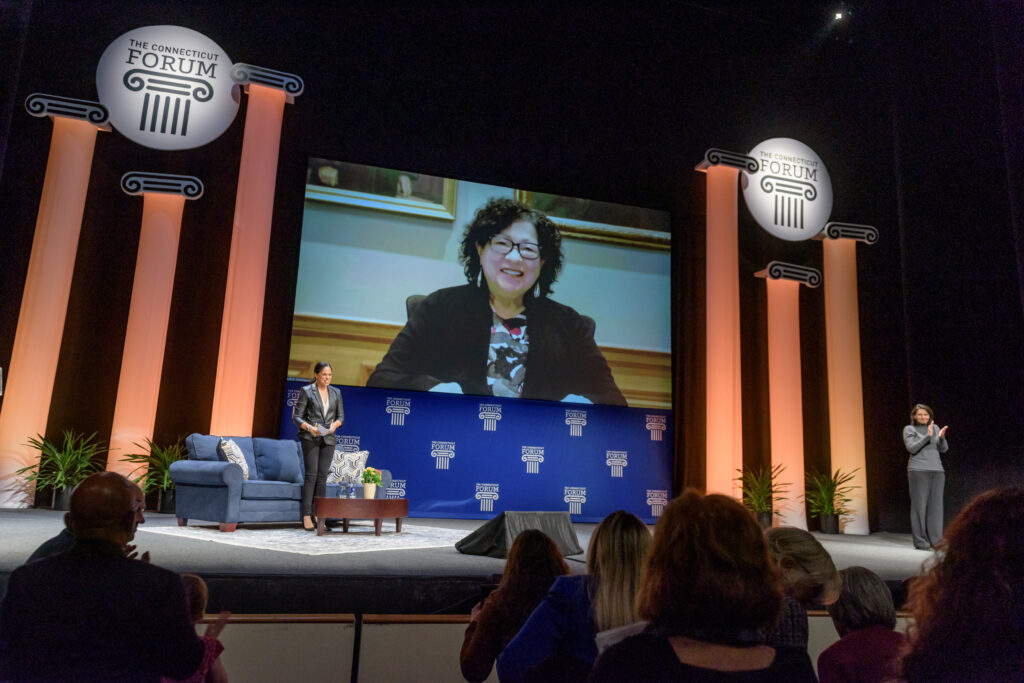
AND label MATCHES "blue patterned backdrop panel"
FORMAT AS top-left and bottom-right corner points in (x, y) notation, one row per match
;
(280, 380), (673, 523)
